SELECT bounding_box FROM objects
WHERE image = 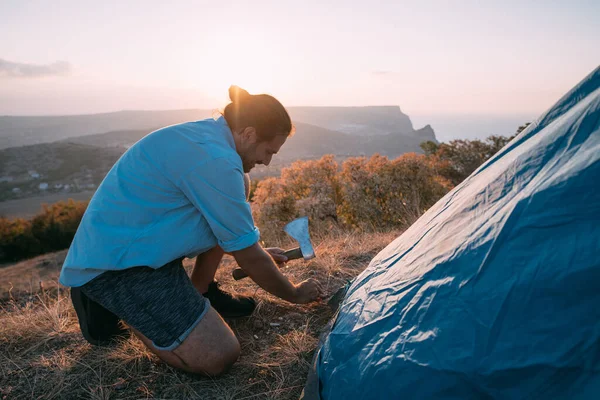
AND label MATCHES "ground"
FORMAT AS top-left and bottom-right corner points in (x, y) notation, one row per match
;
(0, 229), (400, 400)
